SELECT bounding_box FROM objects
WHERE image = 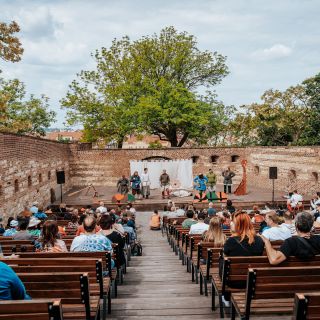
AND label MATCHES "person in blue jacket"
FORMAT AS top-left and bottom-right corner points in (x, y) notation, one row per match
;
(0, 261), (31, 300)
(194, 173), (208, 201)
